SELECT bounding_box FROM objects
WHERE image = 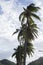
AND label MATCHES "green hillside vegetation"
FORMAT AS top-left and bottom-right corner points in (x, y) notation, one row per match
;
(0, 59), (15, 65)
(28, 57), (43, 65)
(0, 62), (3, 65)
